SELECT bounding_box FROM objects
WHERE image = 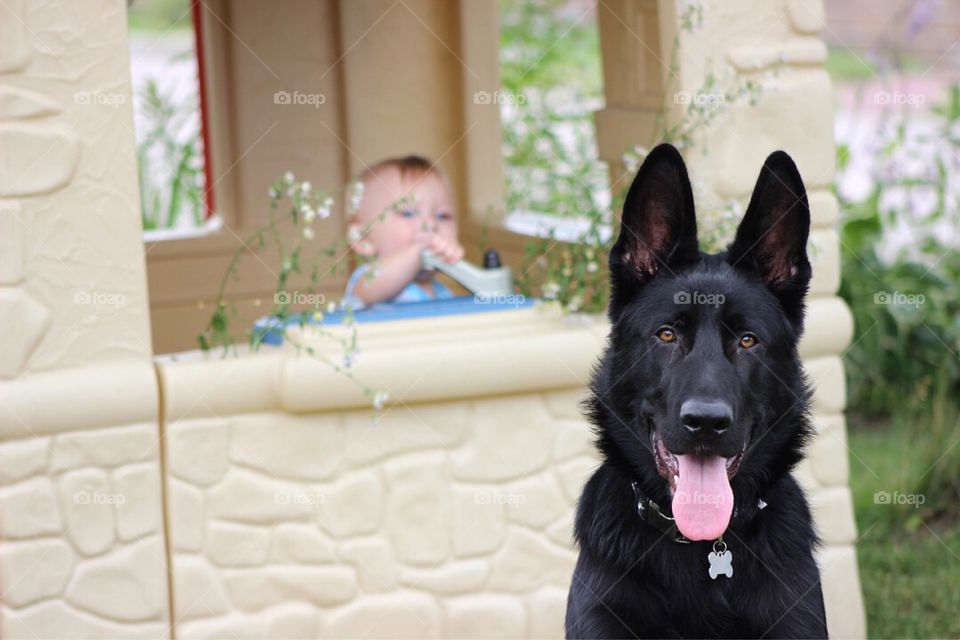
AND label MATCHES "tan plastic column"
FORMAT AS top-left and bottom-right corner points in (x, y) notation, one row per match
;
(0, 0), (170, 636)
